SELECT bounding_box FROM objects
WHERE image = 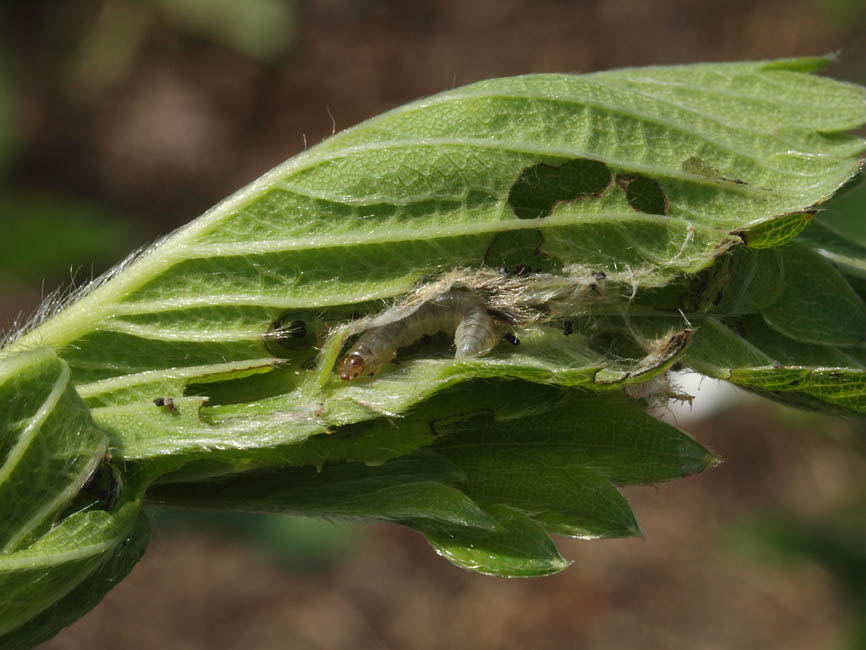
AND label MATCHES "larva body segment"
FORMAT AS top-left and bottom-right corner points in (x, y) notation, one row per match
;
(339, 290), (500, 380)
(454, 301), (498, 359)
